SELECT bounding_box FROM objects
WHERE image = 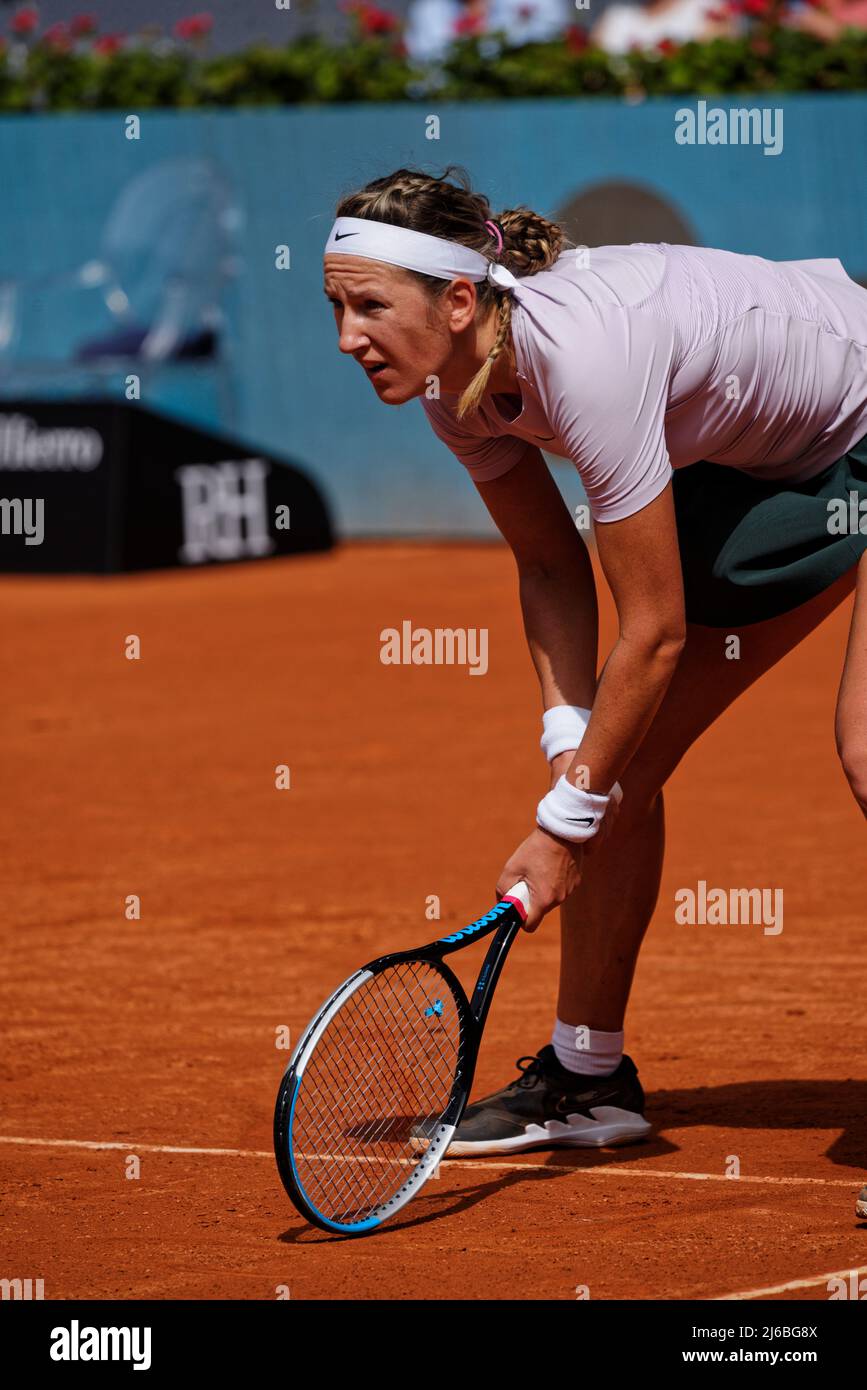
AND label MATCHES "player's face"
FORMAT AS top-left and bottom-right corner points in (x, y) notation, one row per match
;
(323, 256), (467, 405)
